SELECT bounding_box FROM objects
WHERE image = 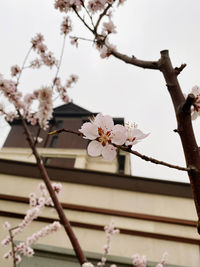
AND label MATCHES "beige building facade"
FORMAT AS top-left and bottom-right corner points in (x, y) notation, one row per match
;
(0, 103), (199, 267)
